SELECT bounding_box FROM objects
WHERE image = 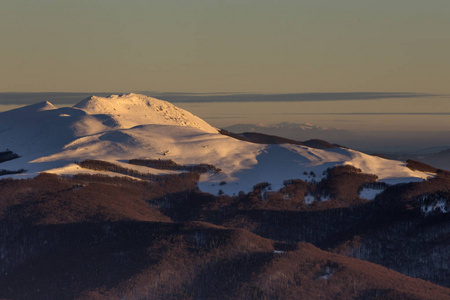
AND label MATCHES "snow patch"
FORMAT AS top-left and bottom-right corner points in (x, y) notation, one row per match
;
(304, 194), (315, 204)
(304, 193), (330, 204)
(359, 188), (385, 200)
(319, 266), (333, 281)
(342, 149), (431, 183)
(45, 163), (142, 180)
(421, 199), (449, 215)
